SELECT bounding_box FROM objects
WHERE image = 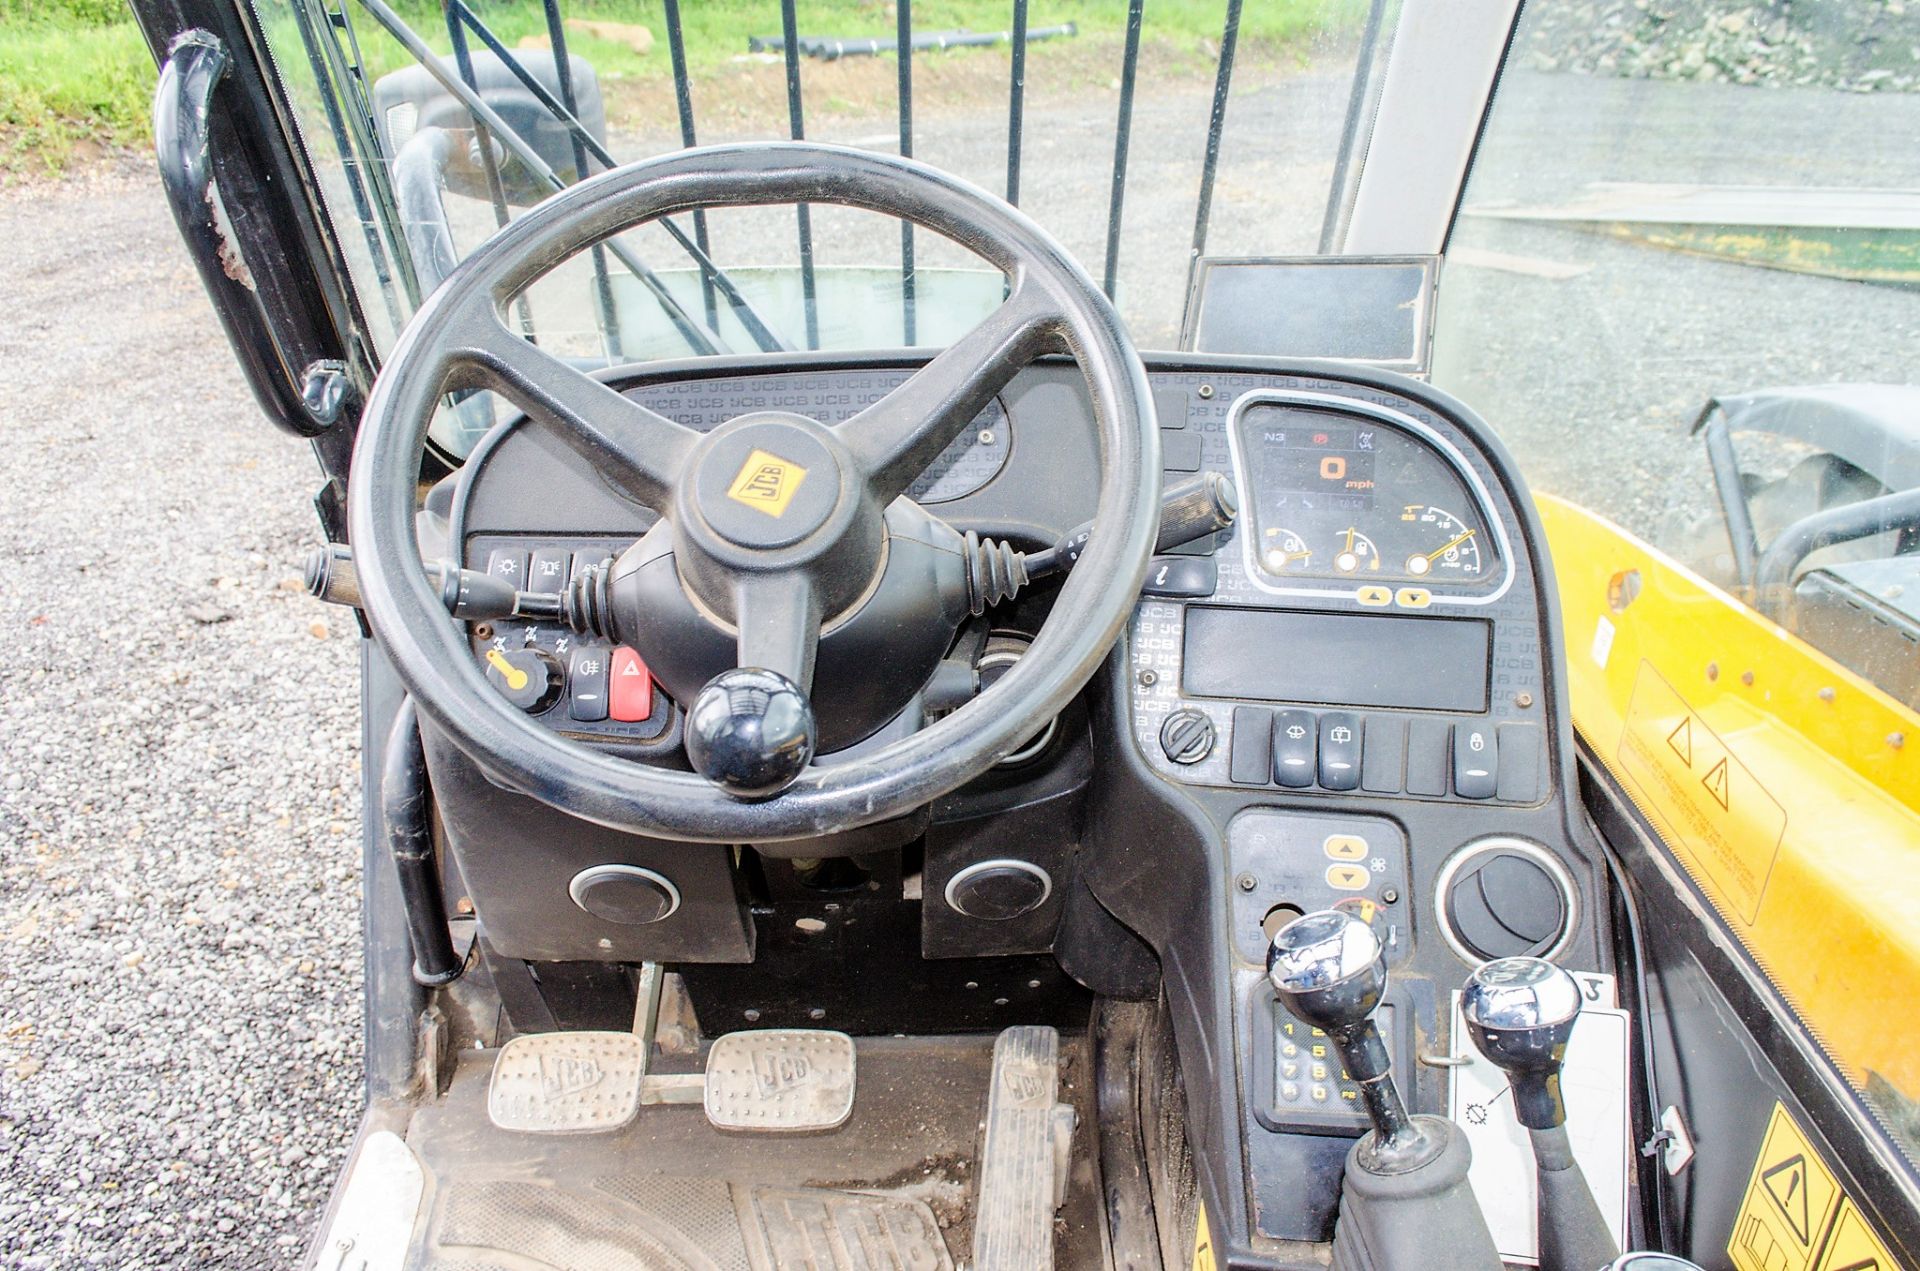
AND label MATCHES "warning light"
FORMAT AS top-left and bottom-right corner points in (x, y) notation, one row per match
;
(1312, 431), (1329, 445)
